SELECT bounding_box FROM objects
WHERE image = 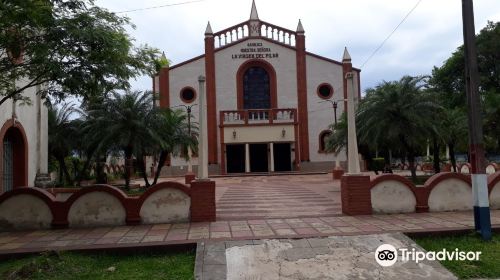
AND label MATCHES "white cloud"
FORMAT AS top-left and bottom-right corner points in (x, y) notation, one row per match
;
(97, 0), (500, 92)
